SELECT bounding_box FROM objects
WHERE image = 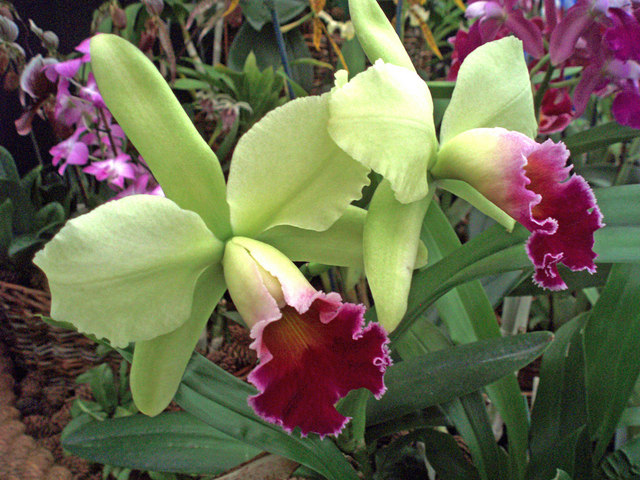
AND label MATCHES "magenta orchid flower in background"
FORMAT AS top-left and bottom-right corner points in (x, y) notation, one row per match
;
(45, 37), (91, 81)
(34, 34), (389, 437)
(223, 237), (389, 437)
(83, 153), (136, 189)
(538, 88), (574, 134)
(49, 127), (90, 174)
(465, 0), (544, 58)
